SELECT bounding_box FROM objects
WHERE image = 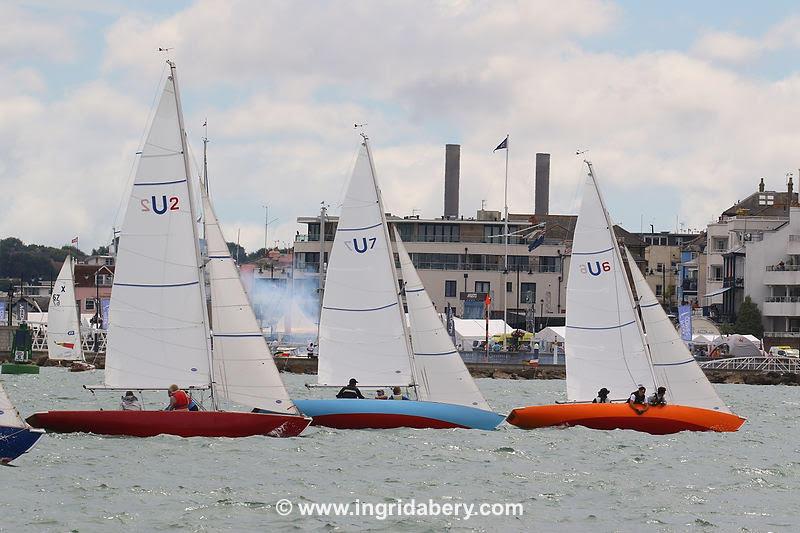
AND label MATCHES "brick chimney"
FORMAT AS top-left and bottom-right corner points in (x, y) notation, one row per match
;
(759, 177), (765, 192)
